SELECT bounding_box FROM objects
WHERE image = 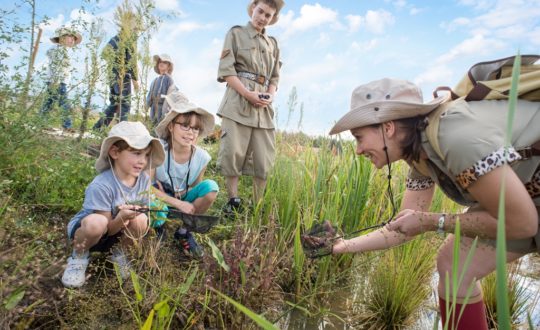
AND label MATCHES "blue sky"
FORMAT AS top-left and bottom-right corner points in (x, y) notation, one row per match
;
(3, 0), (540, 137)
